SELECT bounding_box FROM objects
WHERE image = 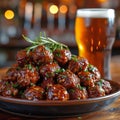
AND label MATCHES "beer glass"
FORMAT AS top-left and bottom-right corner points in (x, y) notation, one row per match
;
(75, 9), (115, 80)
